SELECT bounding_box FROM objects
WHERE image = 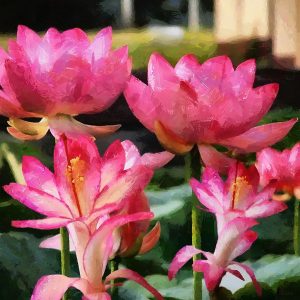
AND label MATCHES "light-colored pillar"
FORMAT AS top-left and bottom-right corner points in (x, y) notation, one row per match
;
(295, 0), (300, 67)
(272, 0), (296, 62)
(188, 0), (201, 31)
(121, 0), (134, 28)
